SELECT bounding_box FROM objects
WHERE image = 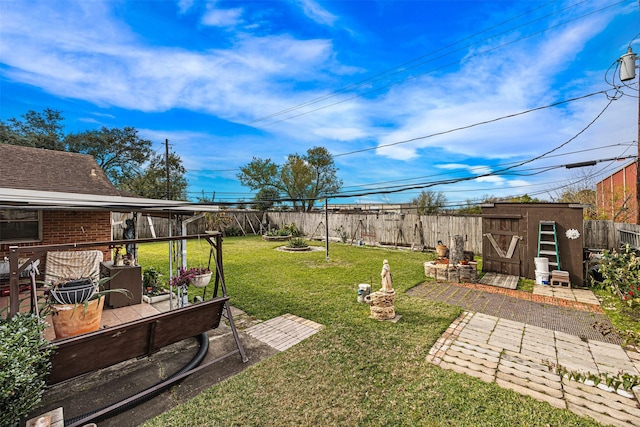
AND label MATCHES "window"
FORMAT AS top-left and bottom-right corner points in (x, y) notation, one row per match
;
(0, 210), (42, 243)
